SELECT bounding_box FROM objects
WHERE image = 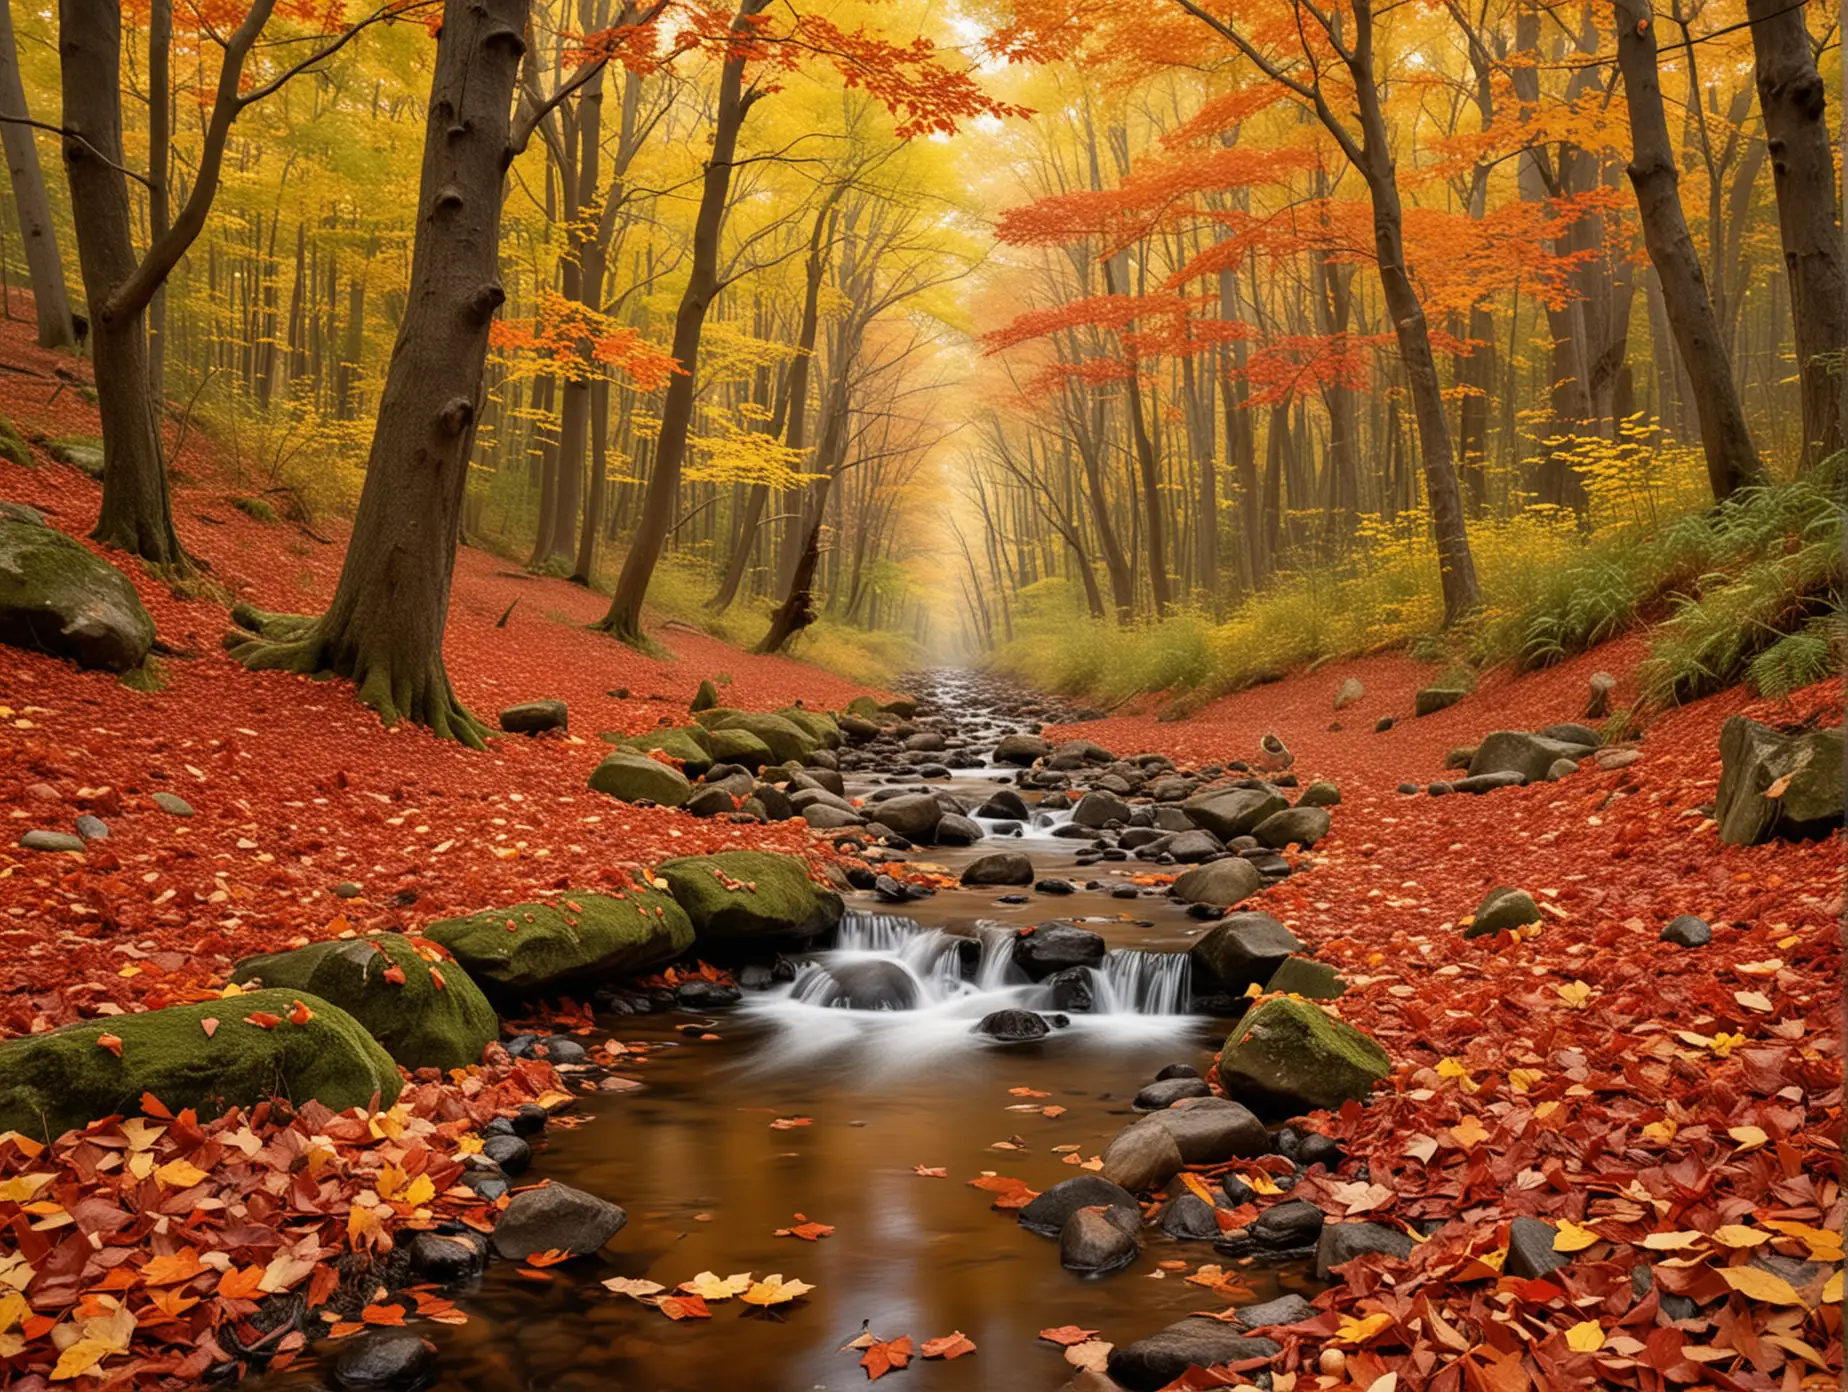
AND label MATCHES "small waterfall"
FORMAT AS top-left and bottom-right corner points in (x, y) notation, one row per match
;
(1090, 948), (1192, 1016)
(971, 921), (1020, 991)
